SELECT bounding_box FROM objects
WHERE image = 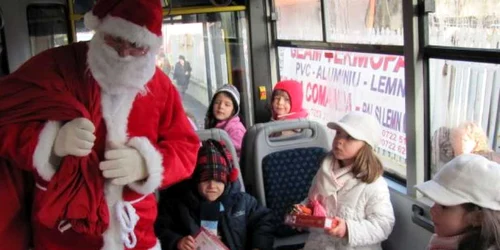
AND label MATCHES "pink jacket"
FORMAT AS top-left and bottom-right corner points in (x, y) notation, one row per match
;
(216, 116), (246, 158)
